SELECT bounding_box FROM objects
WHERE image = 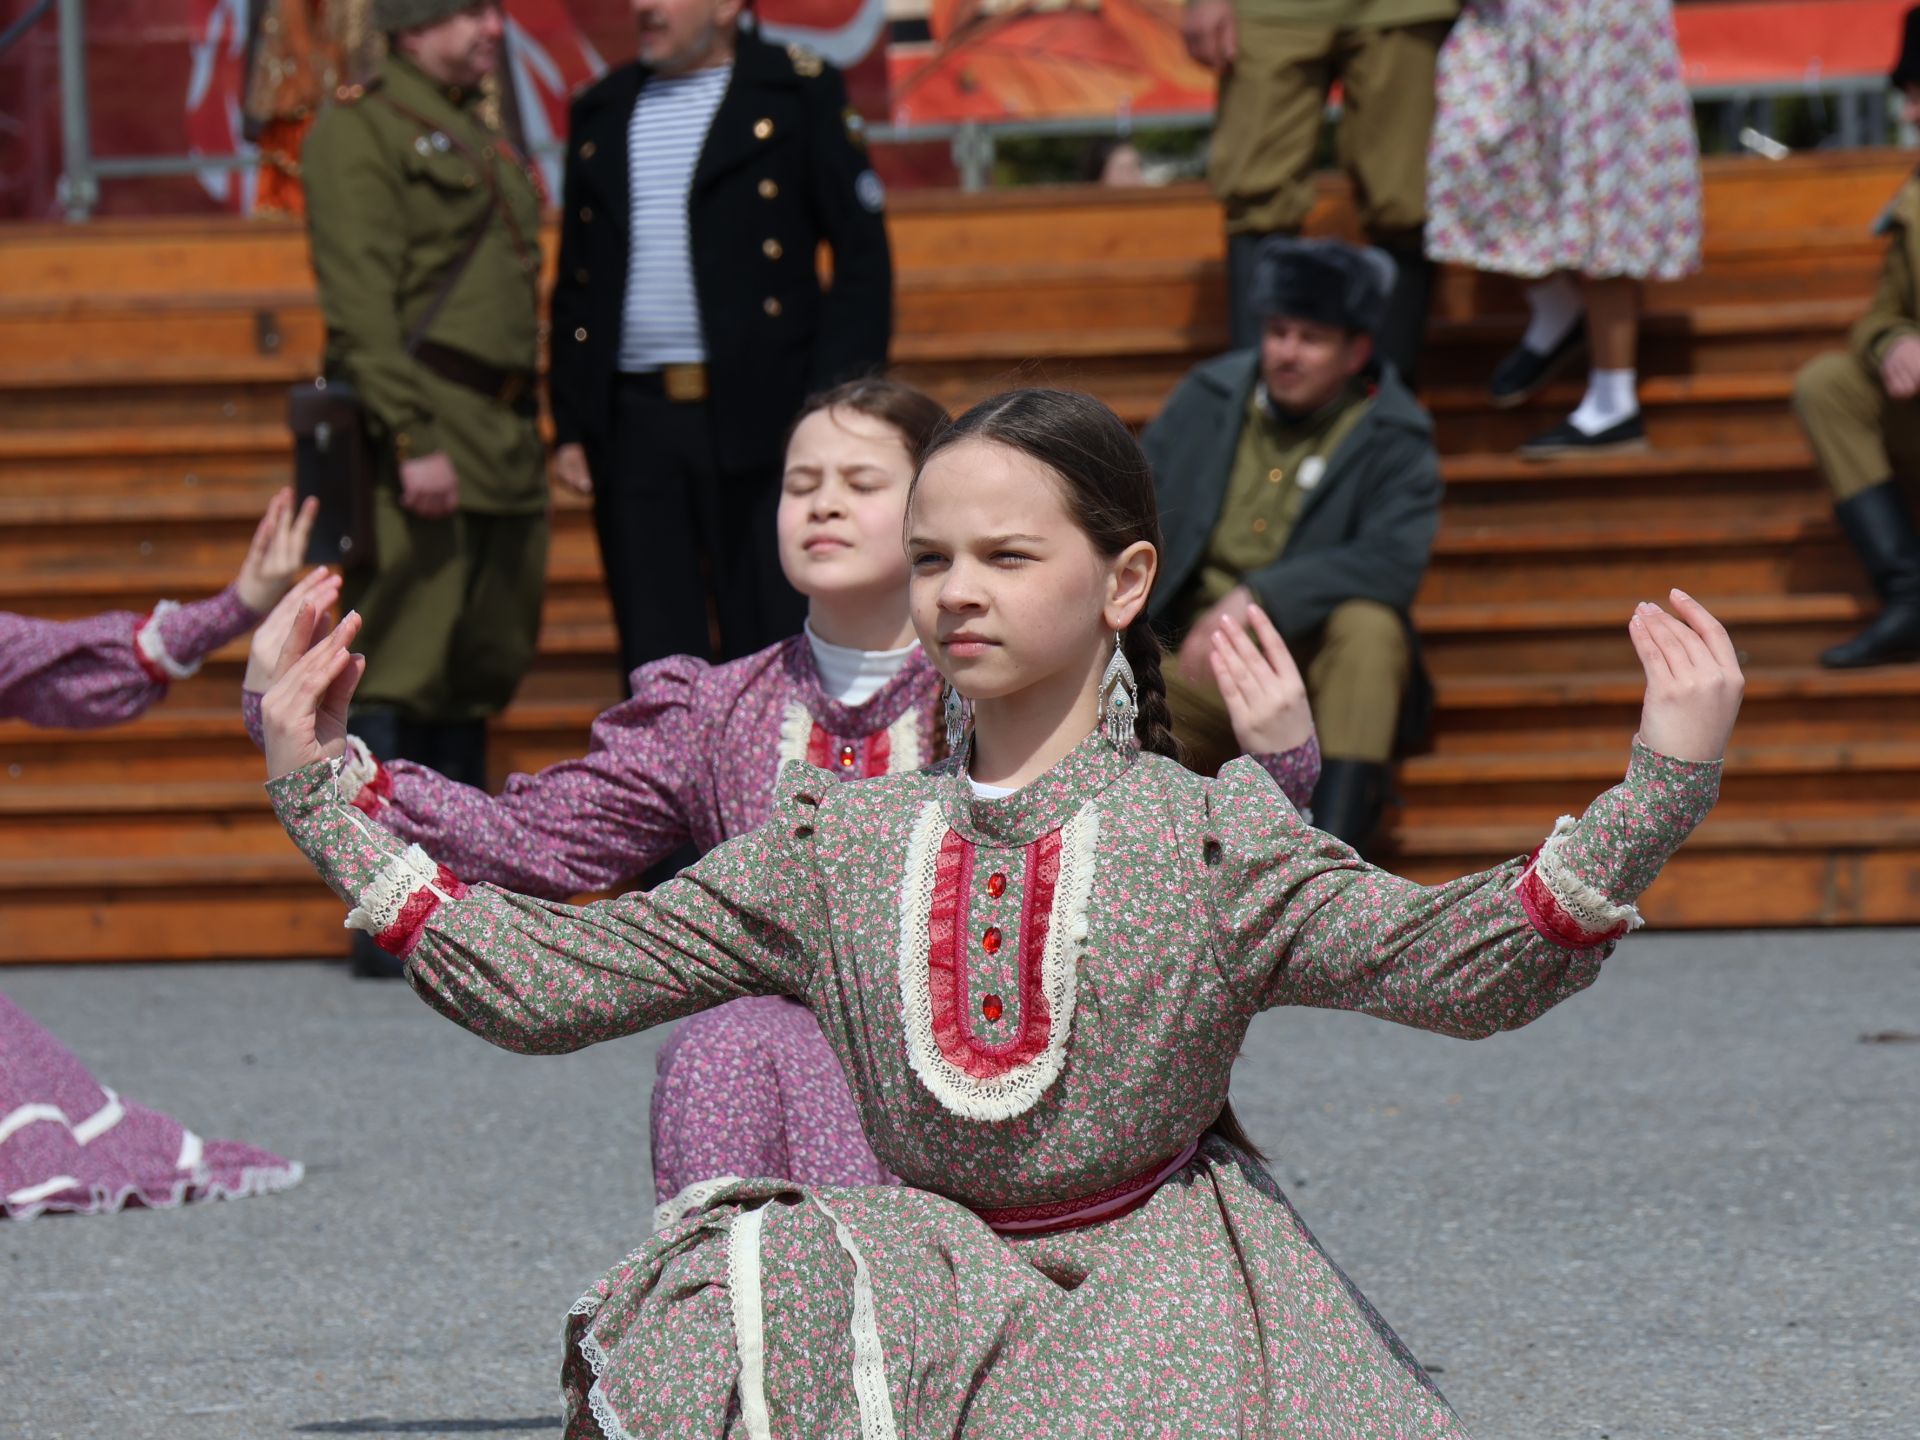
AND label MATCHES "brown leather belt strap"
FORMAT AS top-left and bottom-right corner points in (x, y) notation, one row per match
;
(413, 339), (536, 412)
